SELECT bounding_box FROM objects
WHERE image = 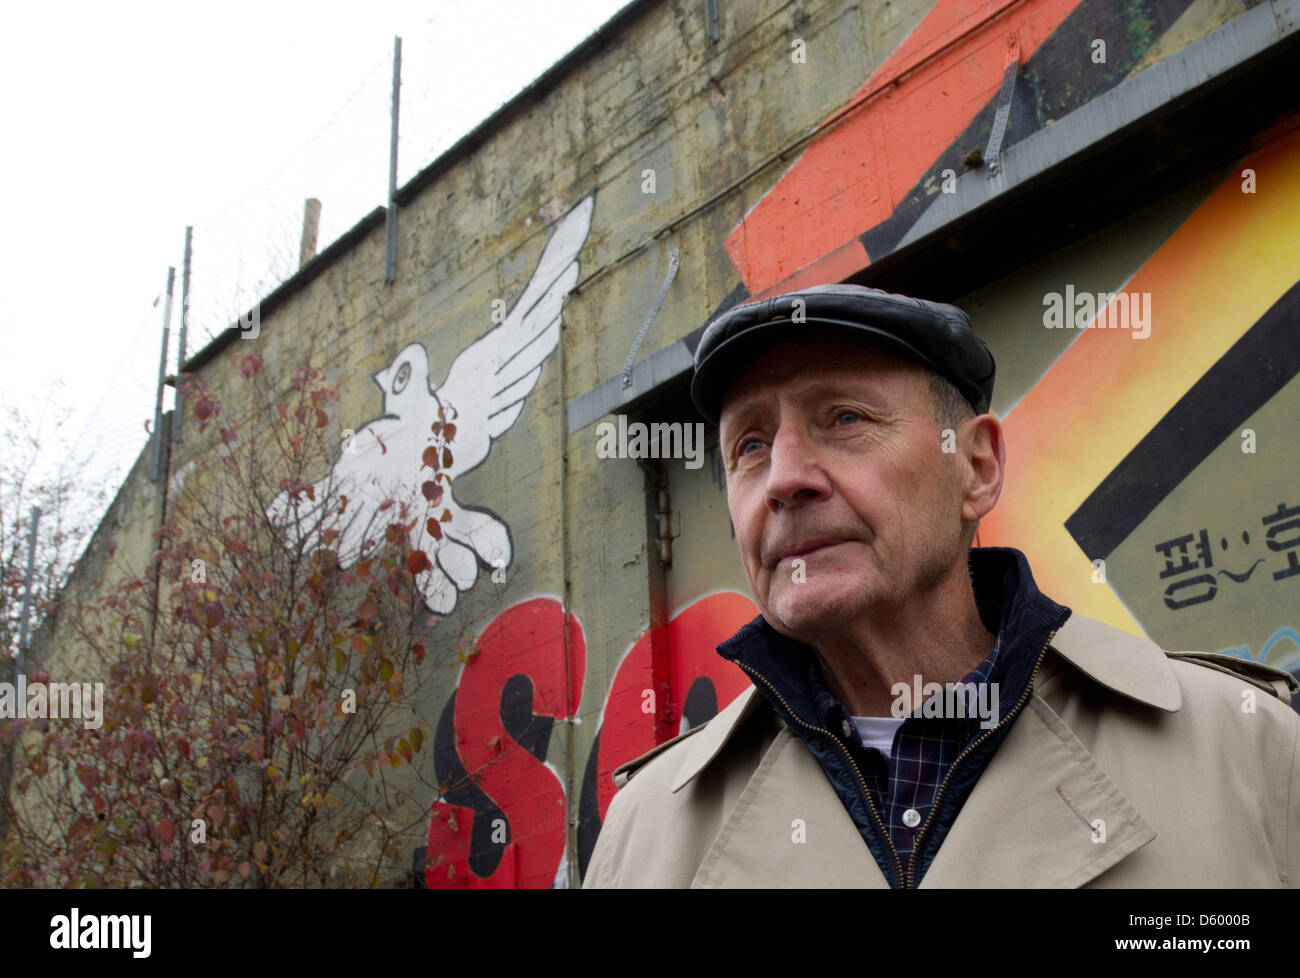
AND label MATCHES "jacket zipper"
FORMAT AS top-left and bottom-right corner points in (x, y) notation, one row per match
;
(903, 626), (1060, 888)
(733, 660), (907, 887)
